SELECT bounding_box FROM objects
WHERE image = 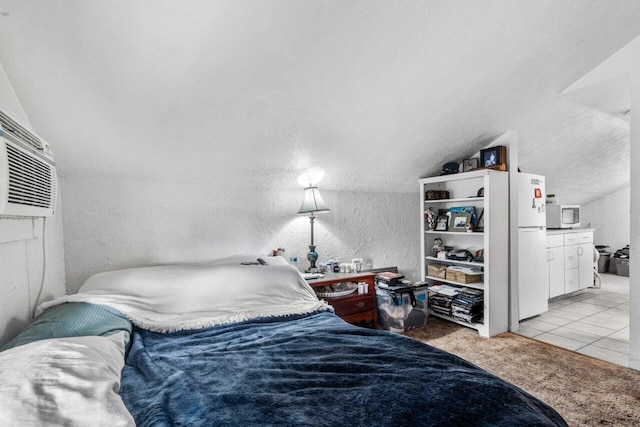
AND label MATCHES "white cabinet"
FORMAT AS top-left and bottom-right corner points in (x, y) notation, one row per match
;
(419, 170), (509, 338)
(578, 243), (594, 289)
(564, 265), (580, 294)
(564, 231), (594, 291)
(547, 235), (564, 298)
(547, 230), (594, 298)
